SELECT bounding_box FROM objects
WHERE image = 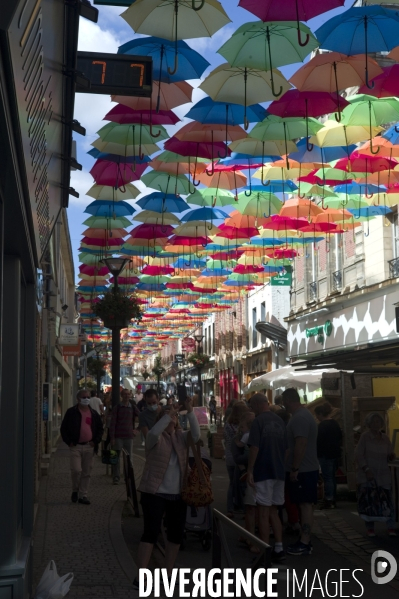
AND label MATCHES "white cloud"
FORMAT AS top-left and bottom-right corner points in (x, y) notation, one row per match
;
(186, 24), (235, 56)
(78, 17), (122, 53)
